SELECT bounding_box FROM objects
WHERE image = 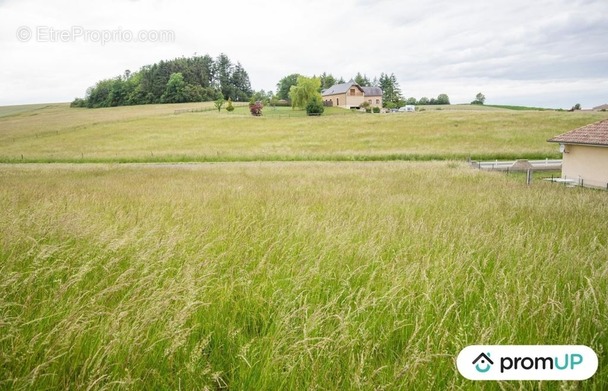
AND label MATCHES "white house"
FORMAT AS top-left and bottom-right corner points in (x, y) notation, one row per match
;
(547, 119), (608, 188)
